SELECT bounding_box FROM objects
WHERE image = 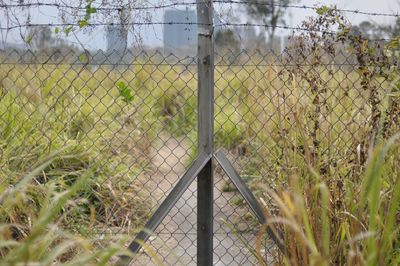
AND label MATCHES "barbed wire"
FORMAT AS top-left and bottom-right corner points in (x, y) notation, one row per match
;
(214, 0), (400, 18)
(1, 1), (400, 18)
(217, 22), (394, 41)
(0, 21), (394, 42)
(0, 22), (209, 30)
(0, 1), (397, 45)
(0, 1), (196, 11)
